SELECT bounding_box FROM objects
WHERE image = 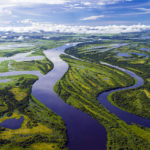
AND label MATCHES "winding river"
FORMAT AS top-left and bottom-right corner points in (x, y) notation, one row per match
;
(0, 43), (150, 150)
(99, 62), (150, 128)
(0, 43), (107, 150)
(32, 43), (107, 150)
